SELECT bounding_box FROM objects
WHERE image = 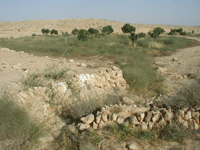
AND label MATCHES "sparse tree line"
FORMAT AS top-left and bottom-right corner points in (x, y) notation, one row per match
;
(38, 24), (194, 44)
